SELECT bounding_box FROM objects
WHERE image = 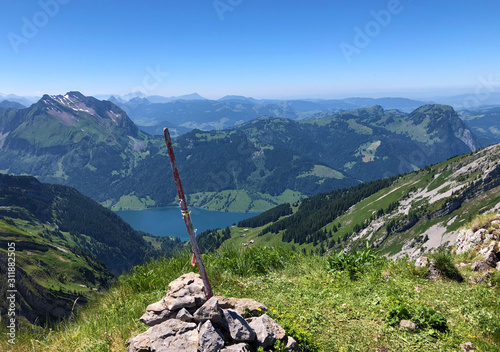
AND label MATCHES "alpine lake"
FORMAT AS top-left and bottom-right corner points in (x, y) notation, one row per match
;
(115, 207), (259, 241)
